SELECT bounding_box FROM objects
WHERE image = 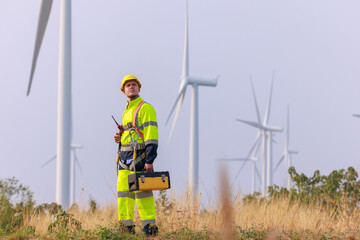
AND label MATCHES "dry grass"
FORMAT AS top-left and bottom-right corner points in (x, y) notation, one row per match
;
(24, 187), (360, 238)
